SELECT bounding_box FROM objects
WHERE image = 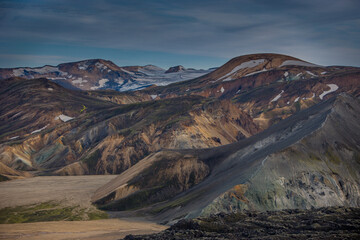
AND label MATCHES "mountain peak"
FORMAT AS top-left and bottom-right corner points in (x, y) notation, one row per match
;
(165, 65), (185, 73)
